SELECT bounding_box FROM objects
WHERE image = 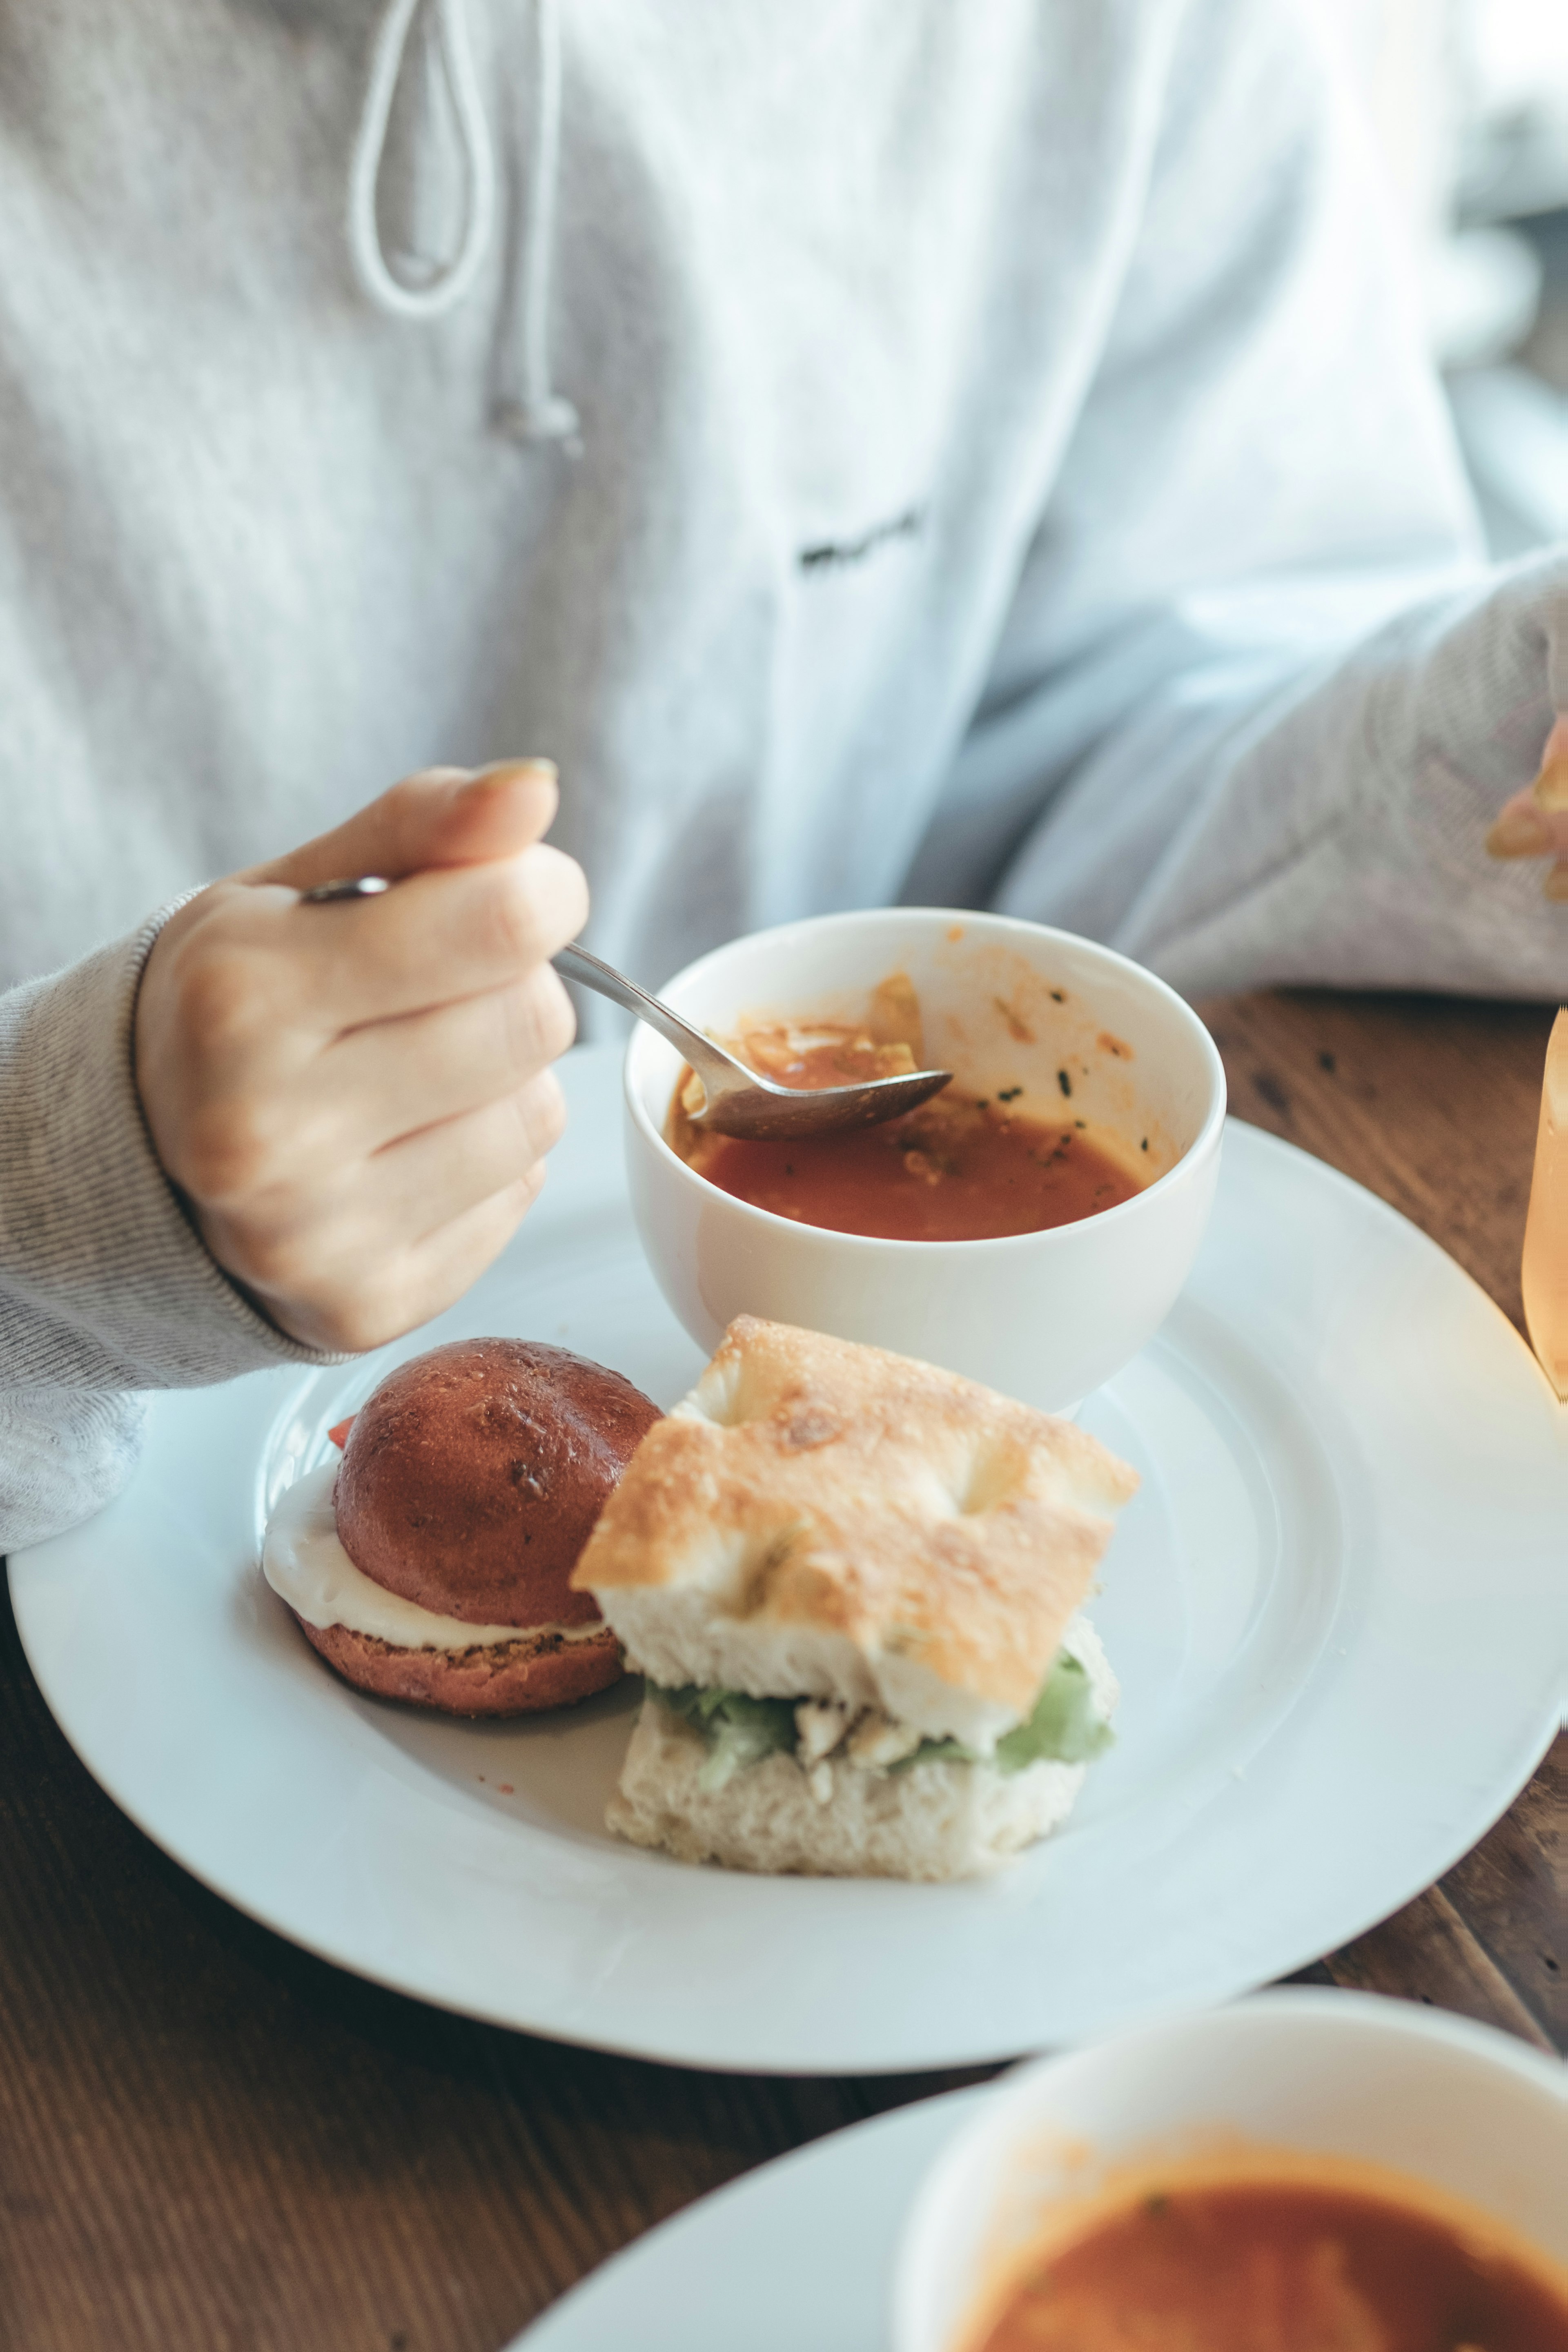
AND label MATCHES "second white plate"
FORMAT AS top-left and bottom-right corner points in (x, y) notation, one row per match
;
(9, 1045), (1564, 2073)
(515, 1994), (1568, 2350)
